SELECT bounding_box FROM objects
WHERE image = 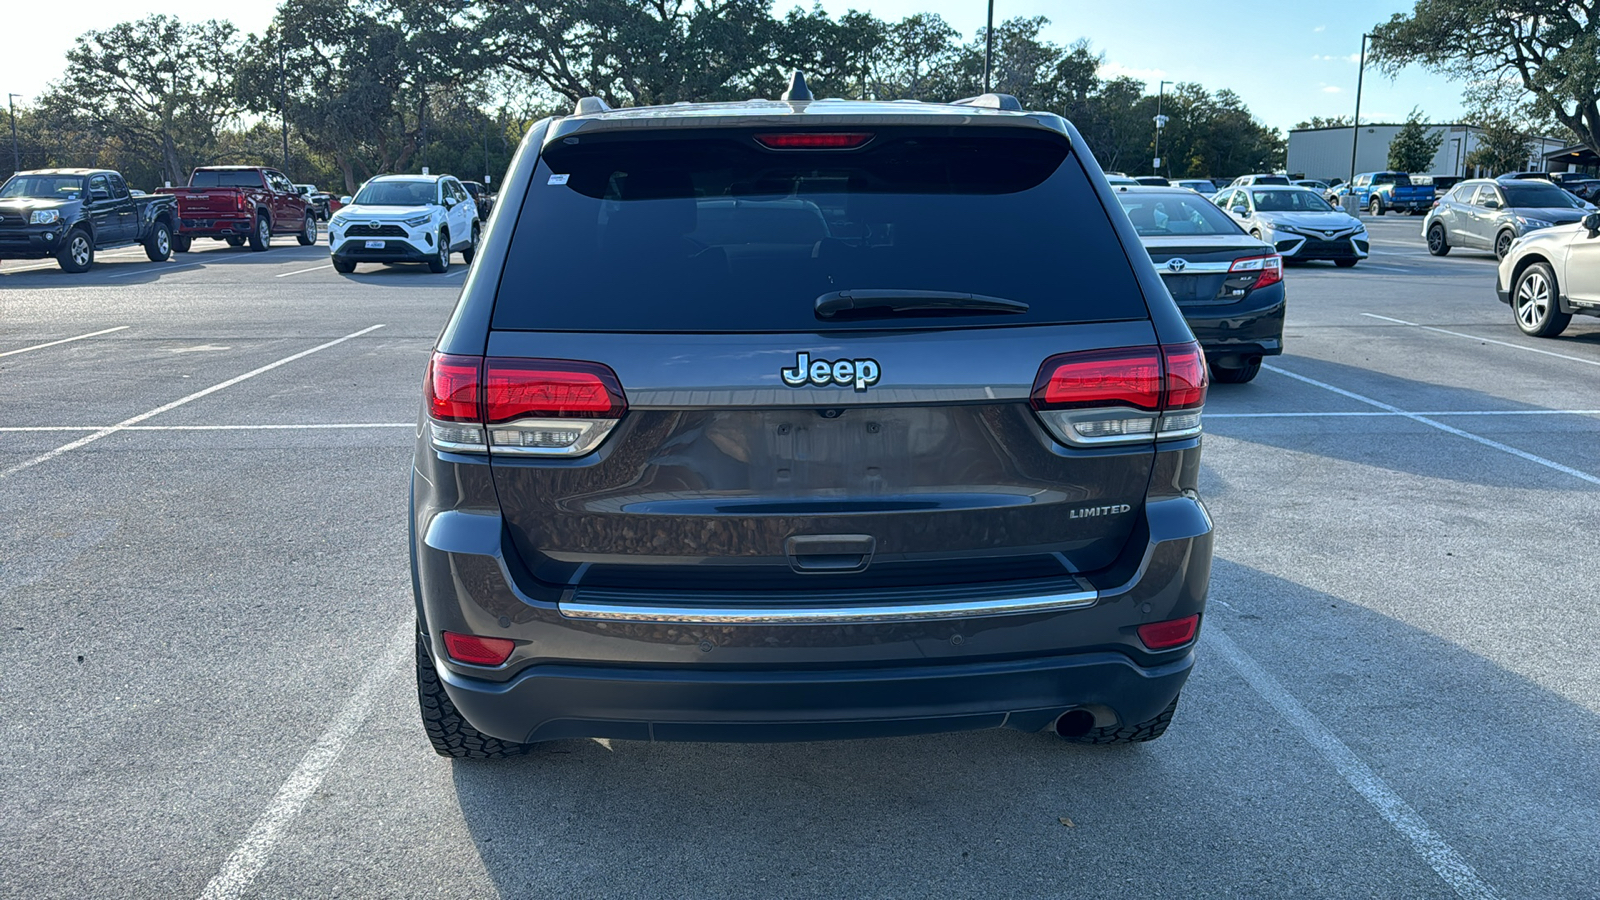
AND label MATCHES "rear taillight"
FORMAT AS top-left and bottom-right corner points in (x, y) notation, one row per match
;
(443, 631), (515, 666)
(754, 132), (873, 149)
(1137, 614), (1199, 650)
(236, 192), (248, 212)
(1031, 341), (1207, 446)
(1229, 254), (1282, 289)
(424, 352), (626, 457)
